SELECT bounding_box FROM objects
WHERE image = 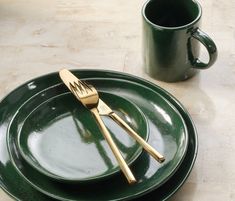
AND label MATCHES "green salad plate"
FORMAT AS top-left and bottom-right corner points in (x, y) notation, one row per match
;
(13, 90), (149, 183)
(0, 70), (197, 201)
